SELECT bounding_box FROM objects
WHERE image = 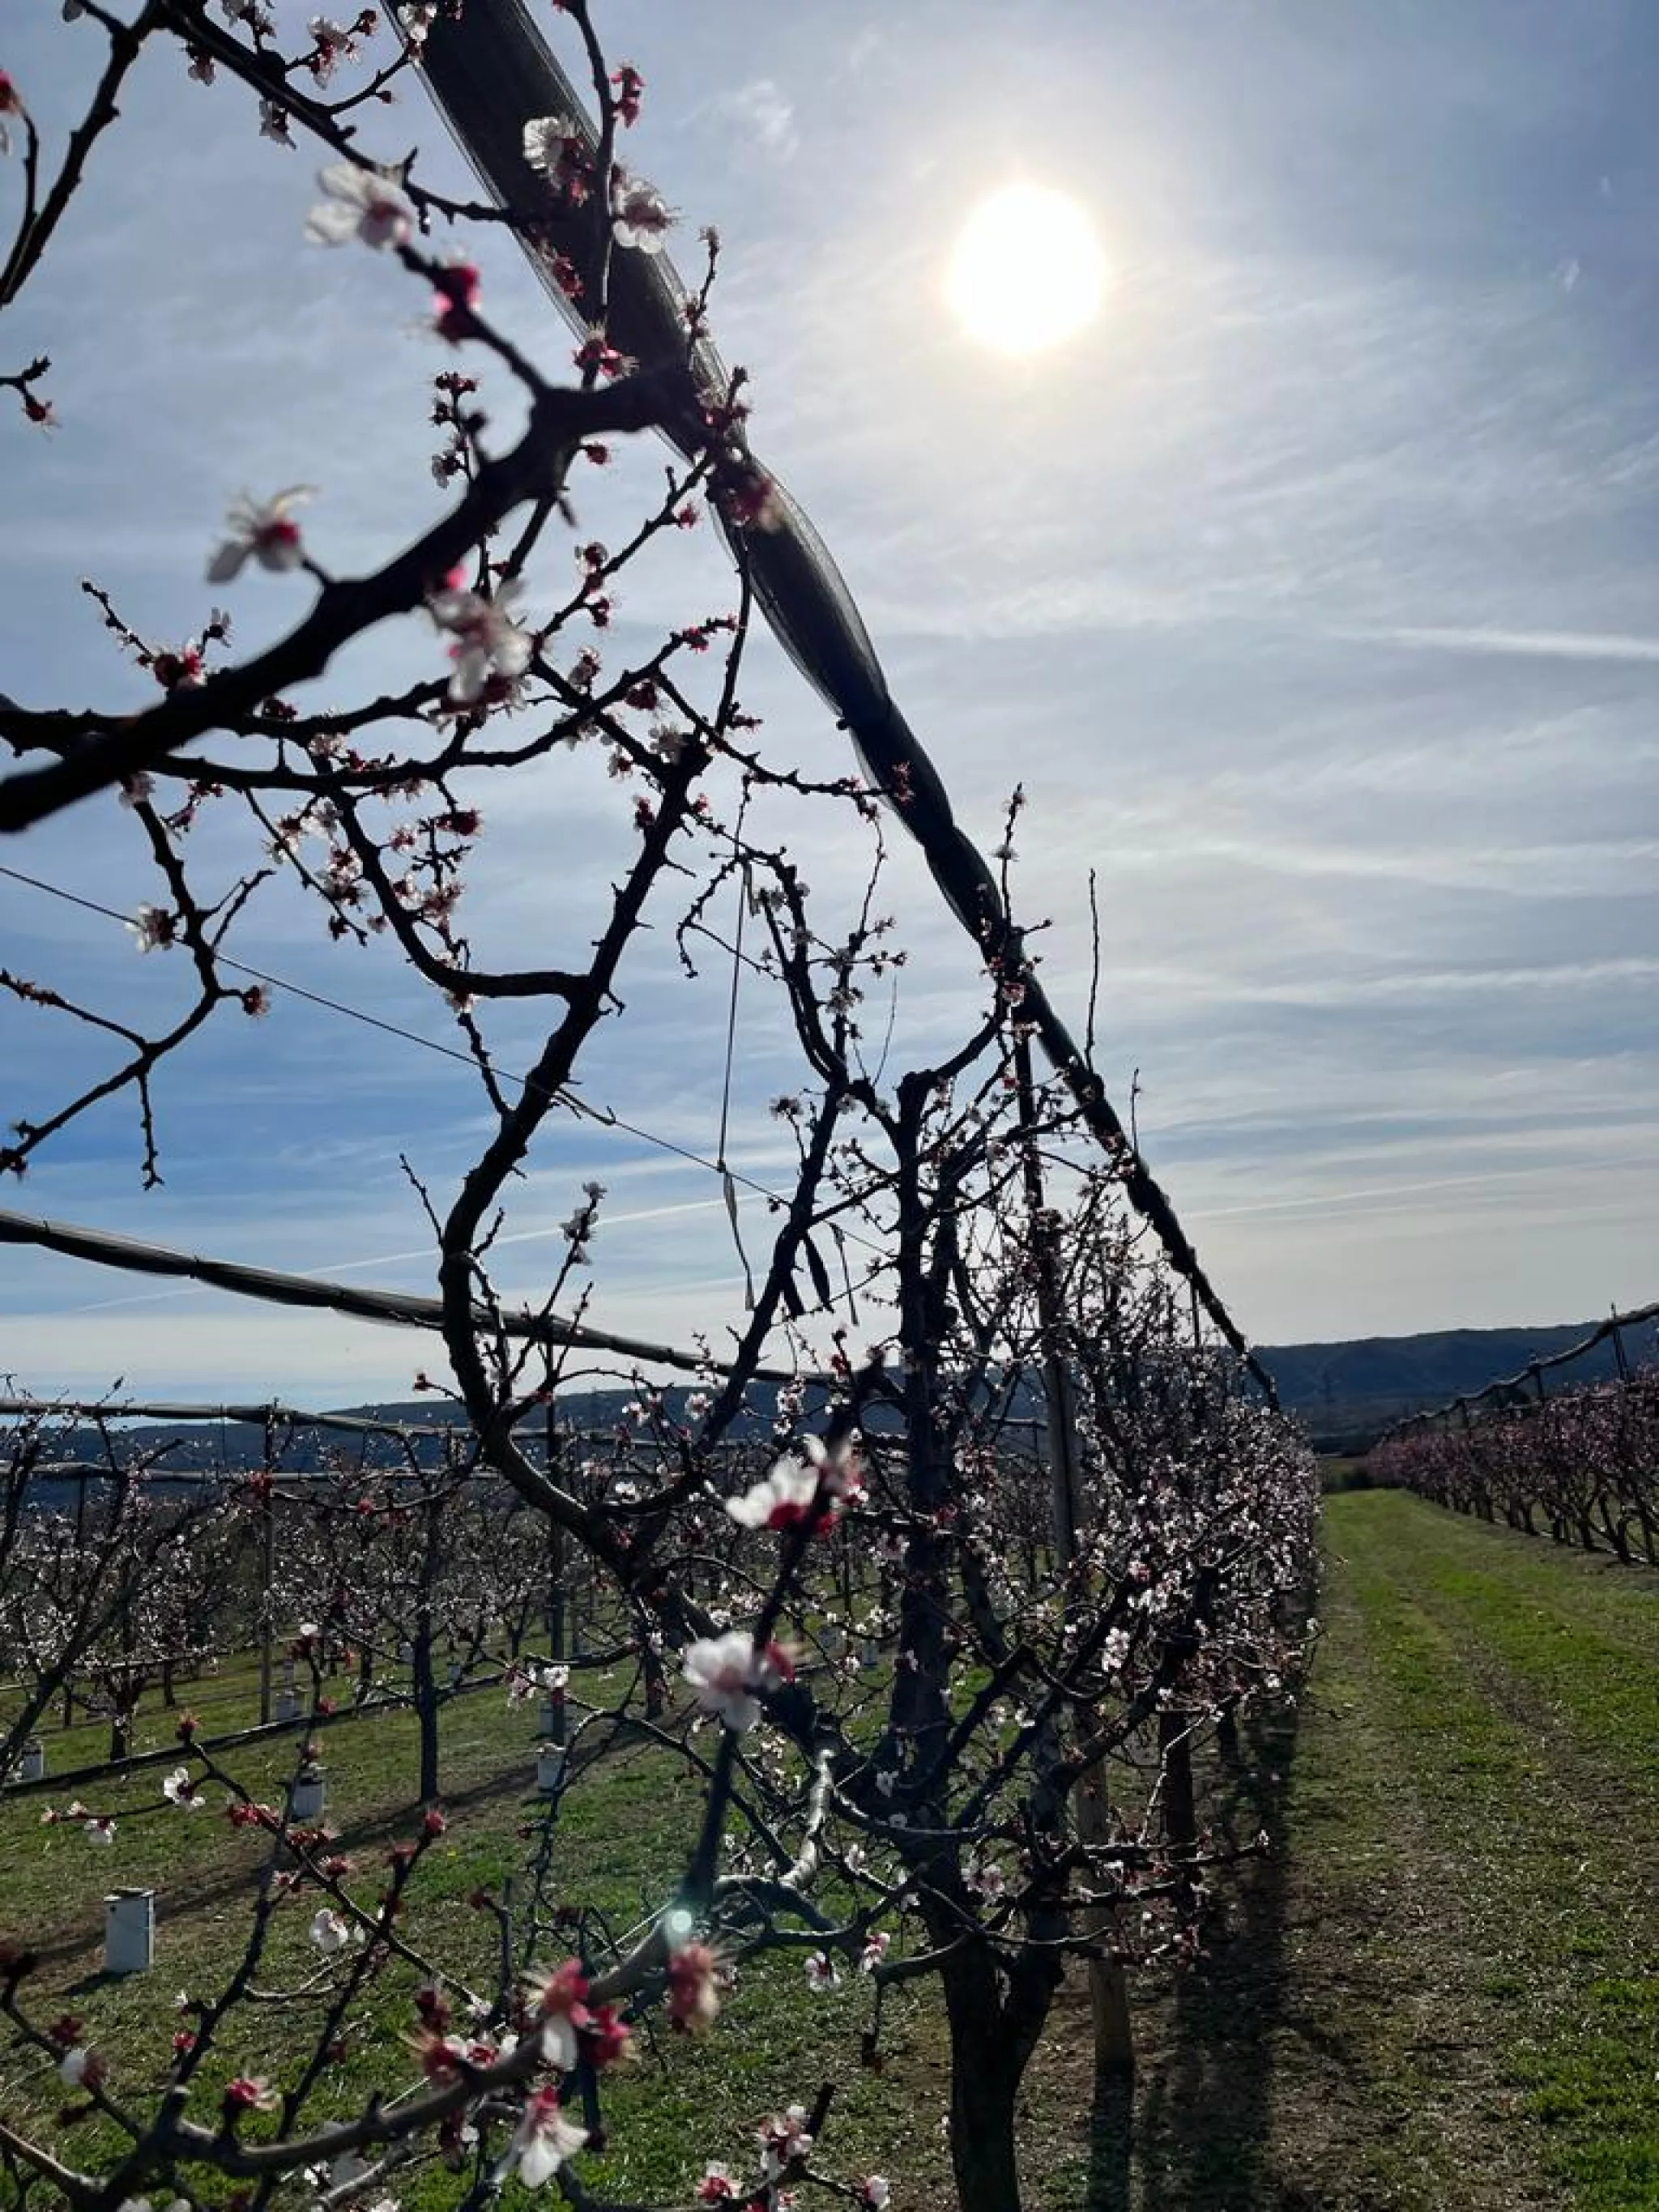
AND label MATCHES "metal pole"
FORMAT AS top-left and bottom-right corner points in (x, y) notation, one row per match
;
(544, 1388), (567, 1755)
(256, 1479), (275, 1728)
